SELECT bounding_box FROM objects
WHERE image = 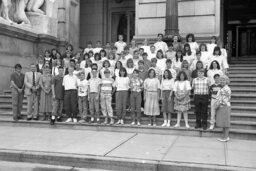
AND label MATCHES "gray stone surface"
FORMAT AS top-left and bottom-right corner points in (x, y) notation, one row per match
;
(0, 125), (255, 170)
